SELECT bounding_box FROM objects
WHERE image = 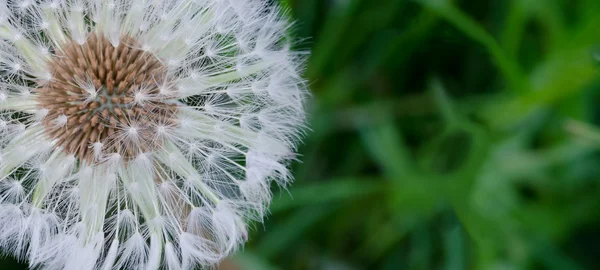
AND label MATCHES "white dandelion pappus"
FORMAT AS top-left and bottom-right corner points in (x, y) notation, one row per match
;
(0, 0), (307, 269)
